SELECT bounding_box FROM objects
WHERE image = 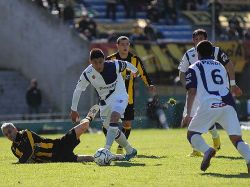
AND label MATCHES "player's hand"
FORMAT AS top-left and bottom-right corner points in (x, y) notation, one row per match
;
(131, 71), (139, 78)
(231, 85), (242, 97)
(70, 110), (80, 124)
(181, 115), (192, 128)
(148, 85), (156, 94)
